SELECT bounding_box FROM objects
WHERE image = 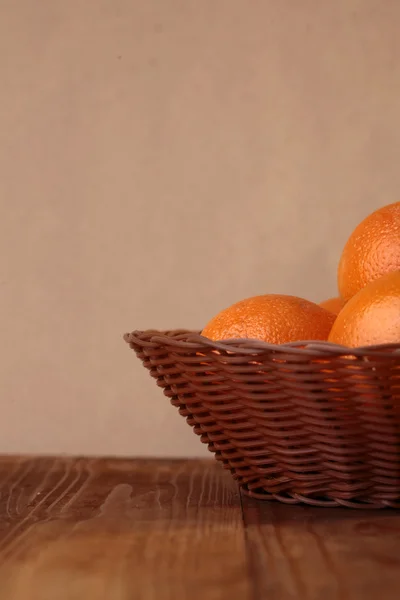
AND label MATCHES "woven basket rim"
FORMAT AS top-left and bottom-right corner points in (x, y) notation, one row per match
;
(124, 329), (400, 359)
